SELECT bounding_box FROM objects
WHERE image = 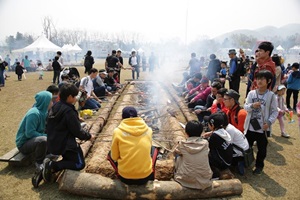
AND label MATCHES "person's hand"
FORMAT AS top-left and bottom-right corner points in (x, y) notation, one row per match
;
(262, 123), (269, 131)
(190, 98), (196, 103)
(252, 102), (261, 109)
(90, 134), (96, 142)
(279, 110), (285, 115)
(194, 109), (201, 114)
(131, 67), (135, 71)
(107, 92), (112, 96)
(202, 131), (212, 138)
(97, 98), (102, 103)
